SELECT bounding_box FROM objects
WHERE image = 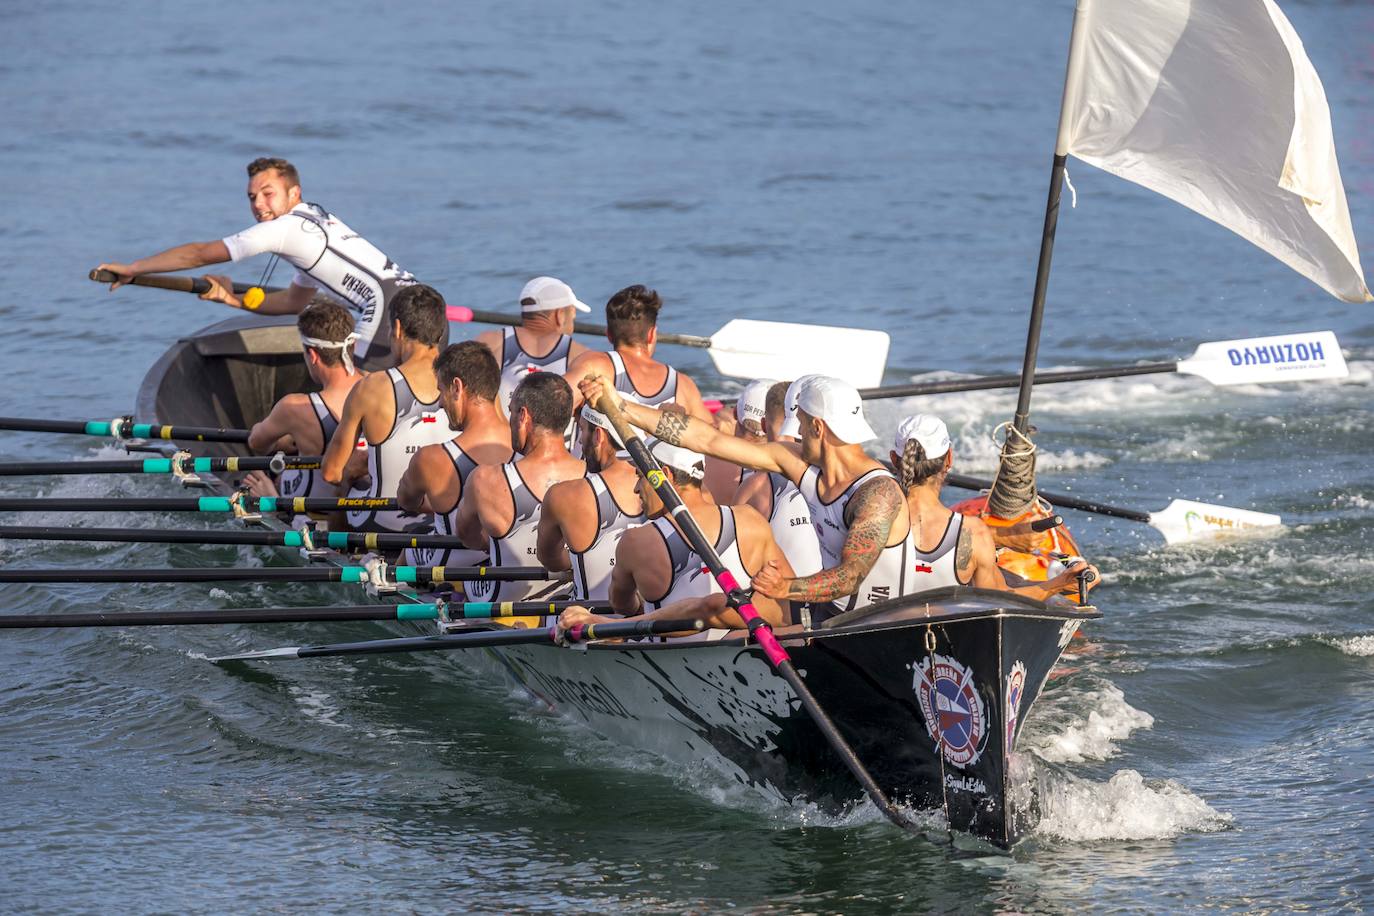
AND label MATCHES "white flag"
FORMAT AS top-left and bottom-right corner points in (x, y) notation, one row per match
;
(1061, 0), (1372, 303)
